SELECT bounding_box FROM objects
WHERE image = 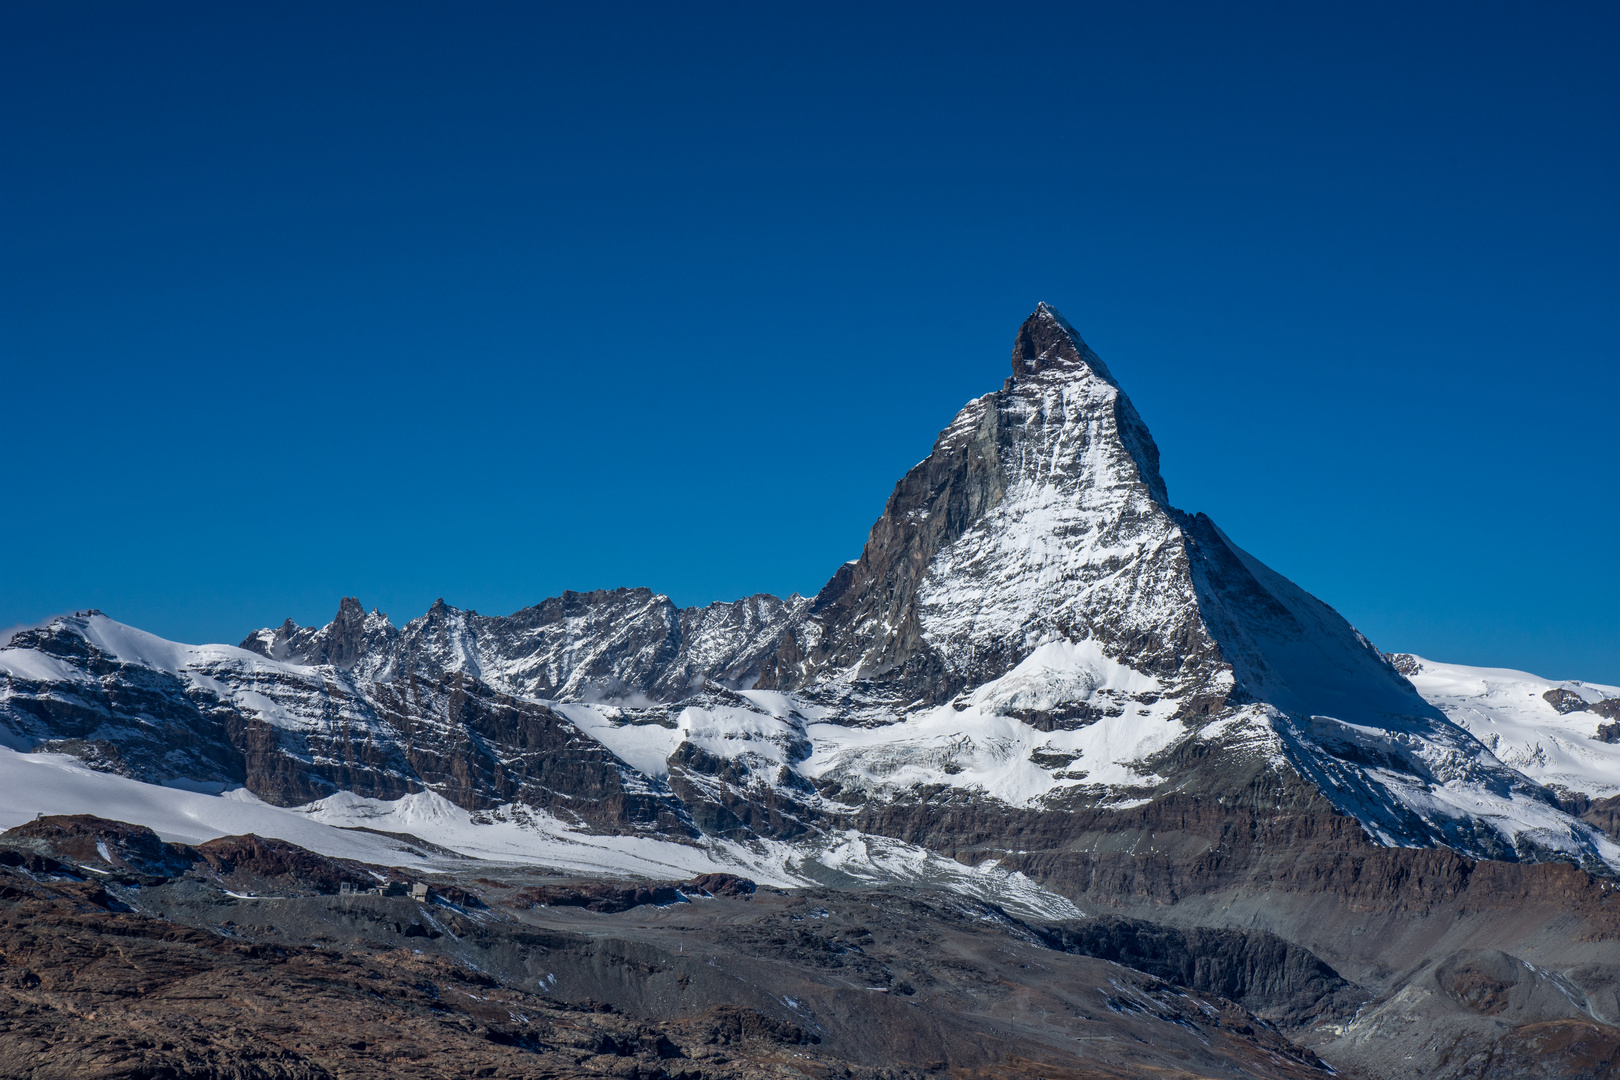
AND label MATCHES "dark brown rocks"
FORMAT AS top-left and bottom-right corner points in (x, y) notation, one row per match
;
(192, 834), (376, 895)
(0, 814), (193, 880)
(1038, 916), (1368, 1030)
(1541, 688), (1620, 740)
(1547, 687), (1593, 714)
(504, 873), (756, 913)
